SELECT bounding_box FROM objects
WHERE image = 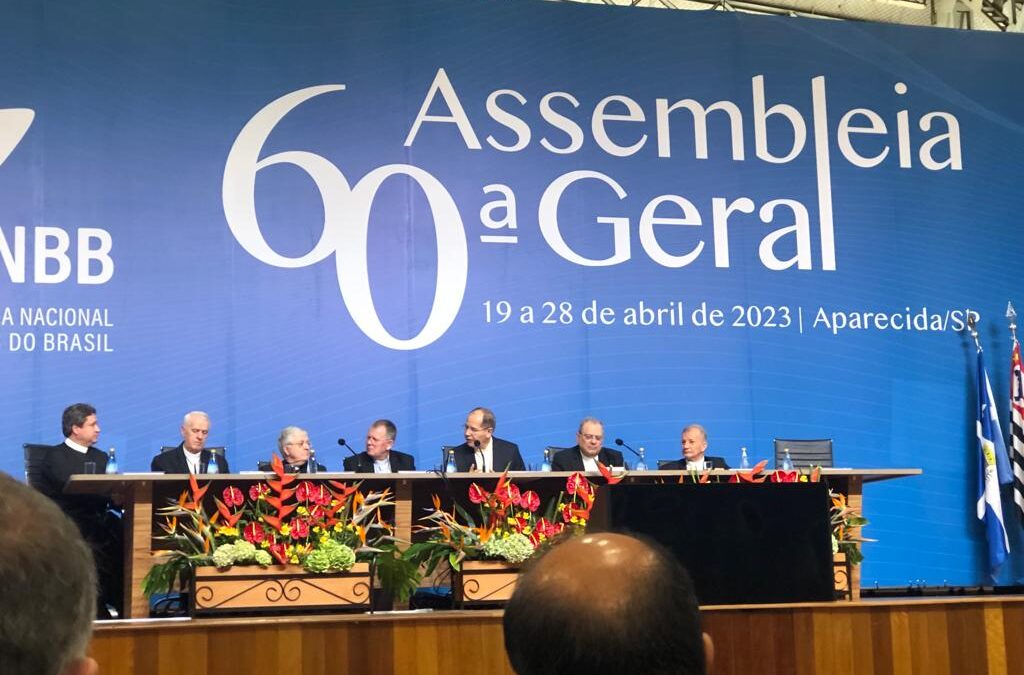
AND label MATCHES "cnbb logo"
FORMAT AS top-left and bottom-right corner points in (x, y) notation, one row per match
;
(222, 85), (468, 351)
